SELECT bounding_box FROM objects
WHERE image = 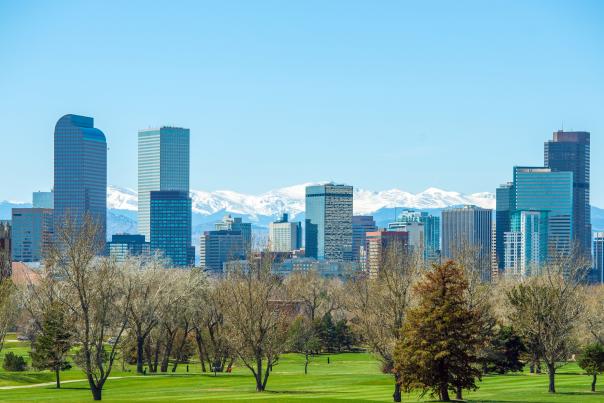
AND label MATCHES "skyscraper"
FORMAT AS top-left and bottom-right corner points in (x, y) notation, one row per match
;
(305, 184), (353, 261)
(503, 210), (548, 278)
(592, 233), (604, 284)
(365, 230), (409, 276)
(352, 216), (376, 262)
(441, 205), (492, 282)
(215, 215), (252, 252)
(54, 114), (106, 242)
(107, 234), (150, 263)
(269, 214), (302, 253)
(149, 191), (194, 267)
(11, 208), (53, 262)
(495, 182), (513, 271)
(545, 131), (590, 254)
(138, 127), (190, 241)
(420, 212), (441, 262)
(513, 167), (573, 253)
